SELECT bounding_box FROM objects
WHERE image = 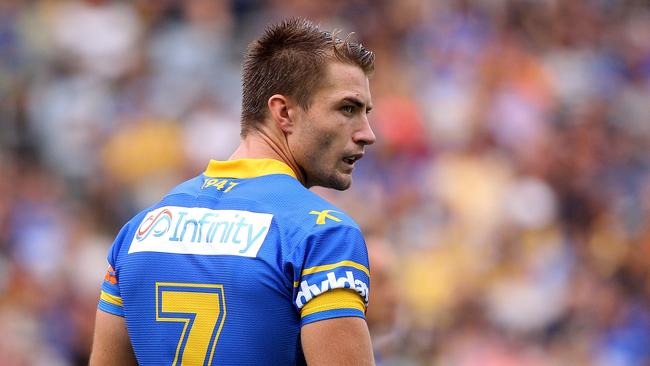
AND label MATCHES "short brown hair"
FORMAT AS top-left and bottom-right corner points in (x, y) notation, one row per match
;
(240, 18), (375, 137)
